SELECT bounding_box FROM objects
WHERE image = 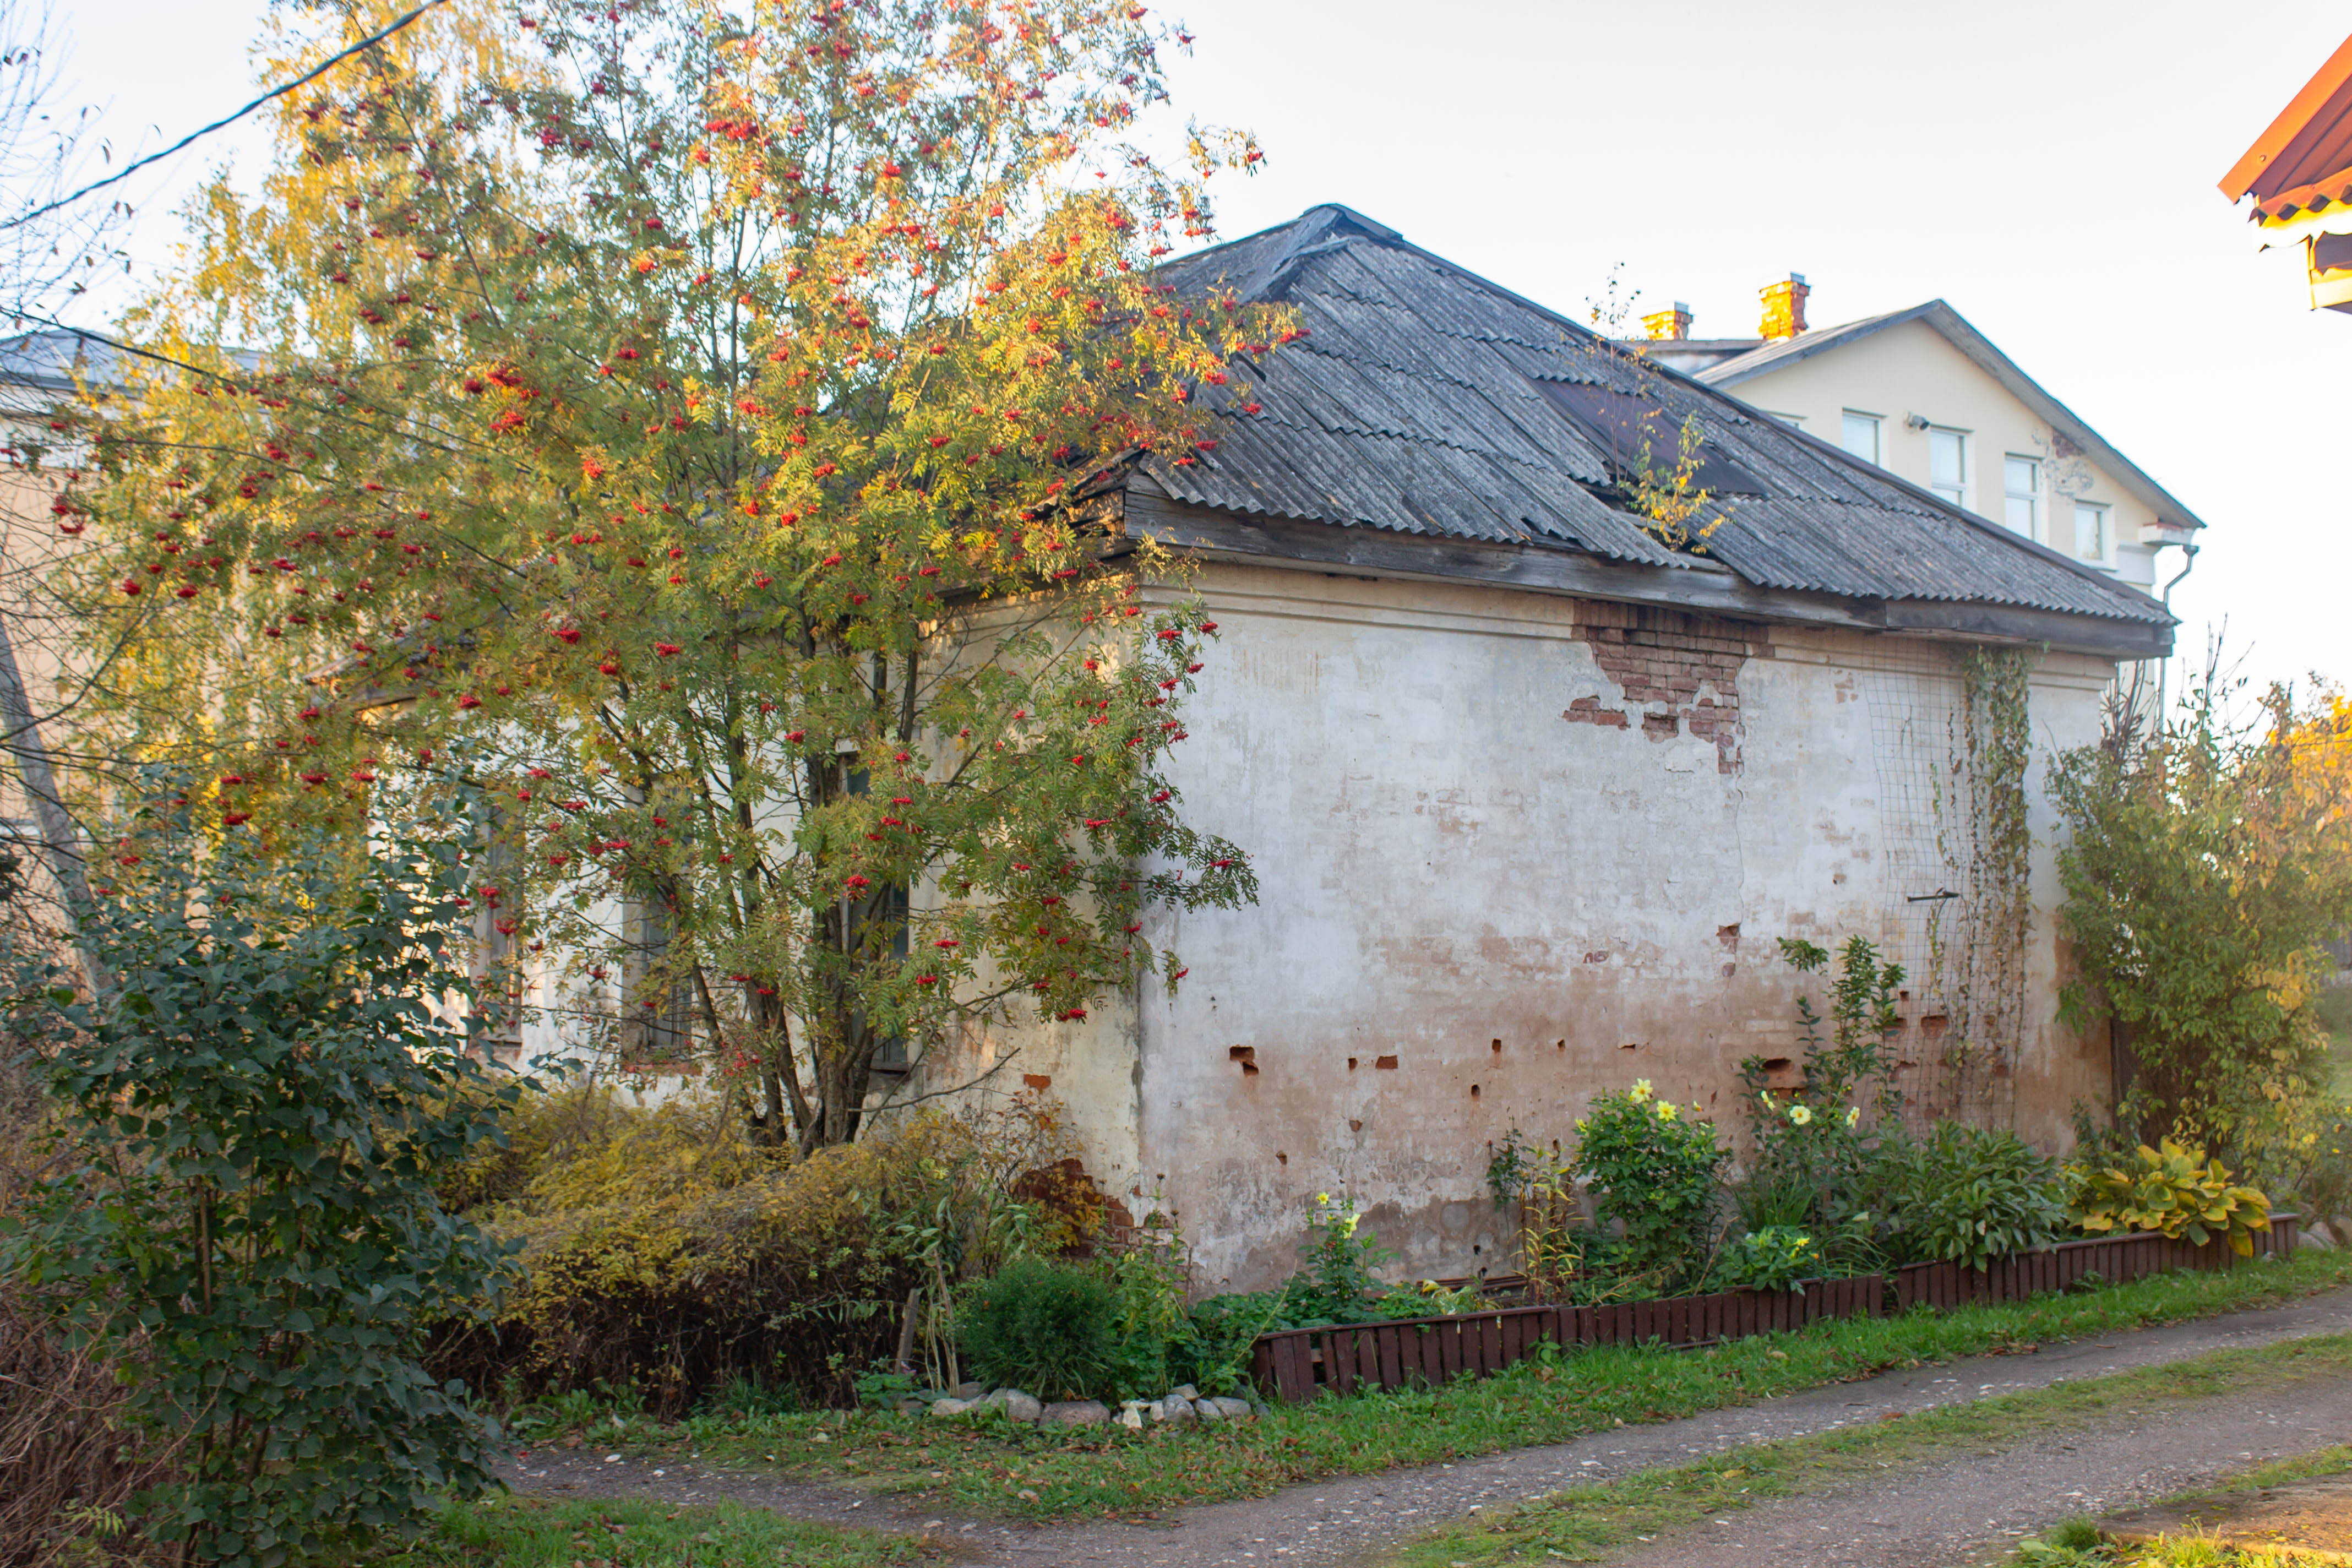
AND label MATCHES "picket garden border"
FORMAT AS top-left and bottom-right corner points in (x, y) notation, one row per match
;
(1247, 1216), (2299, 1406)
